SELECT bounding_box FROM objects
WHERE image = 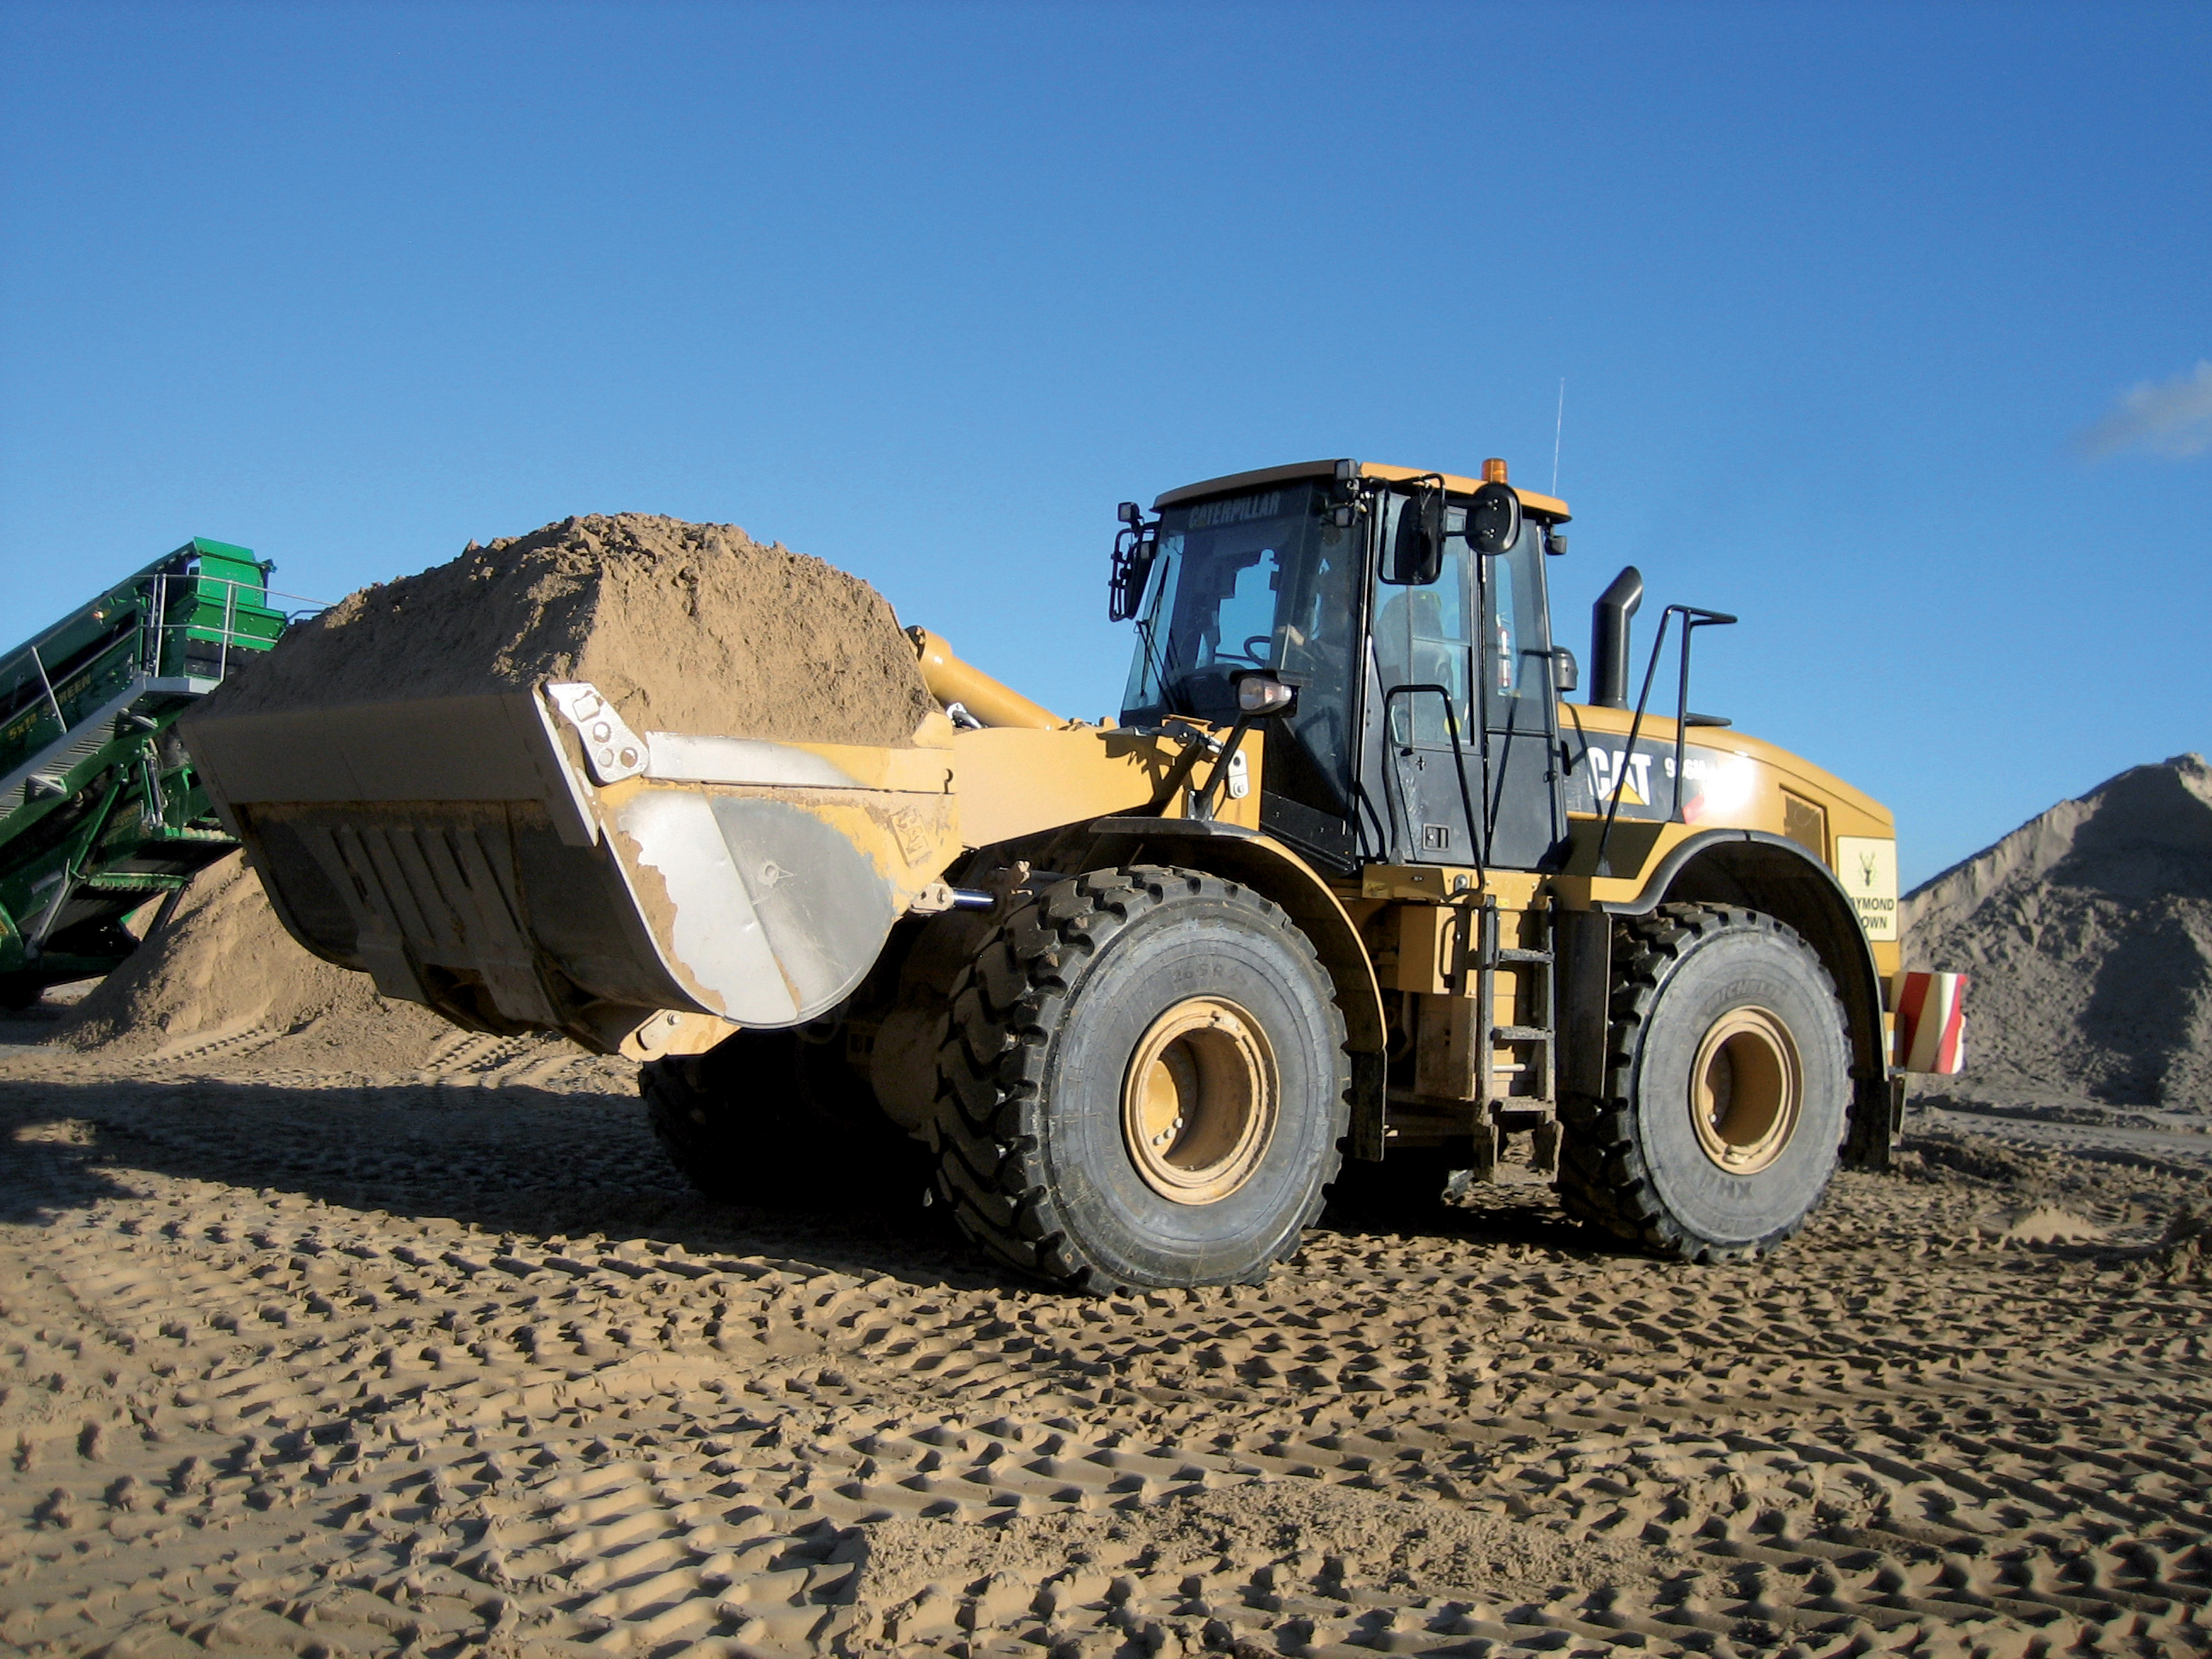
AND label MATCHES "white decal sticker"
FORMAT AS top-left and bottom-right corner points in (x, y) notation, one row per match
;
(1835, 835), (1898, 942)
(1589, 747), (1653, 808)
